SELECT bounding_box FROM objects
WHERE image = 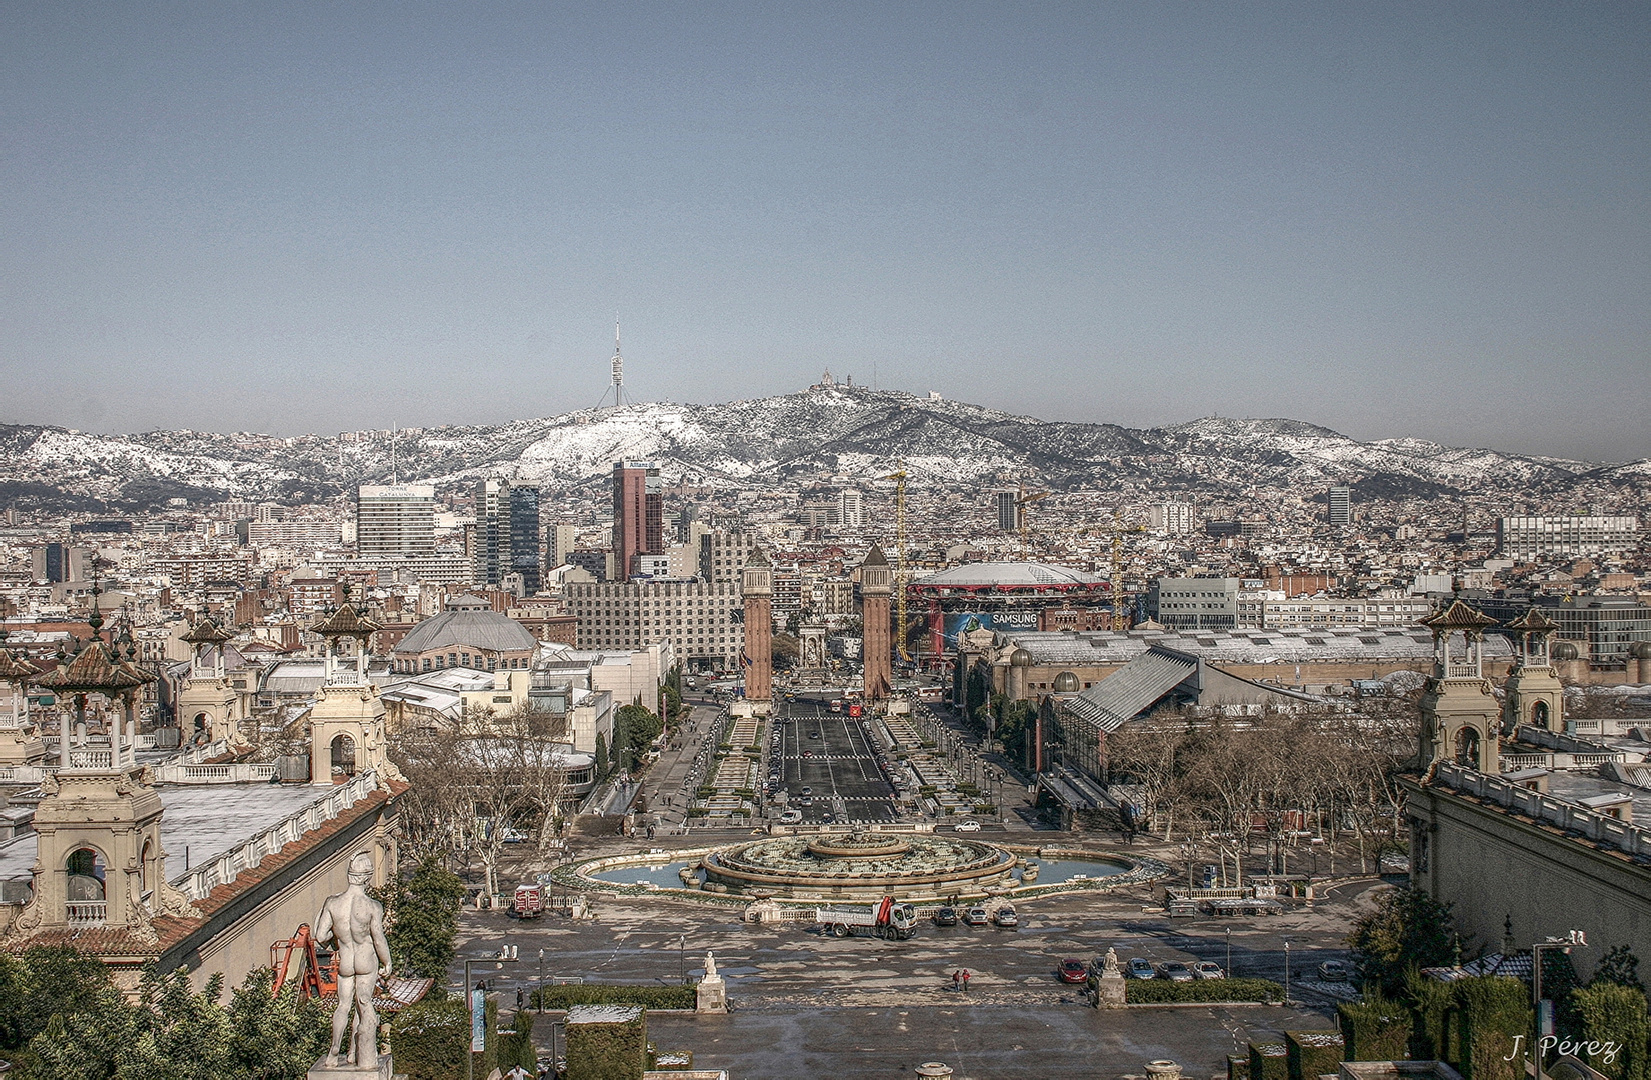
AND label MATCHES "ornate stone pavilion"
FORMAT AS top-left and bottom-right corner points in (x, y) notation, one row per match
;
(1, 602), (404, 994)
